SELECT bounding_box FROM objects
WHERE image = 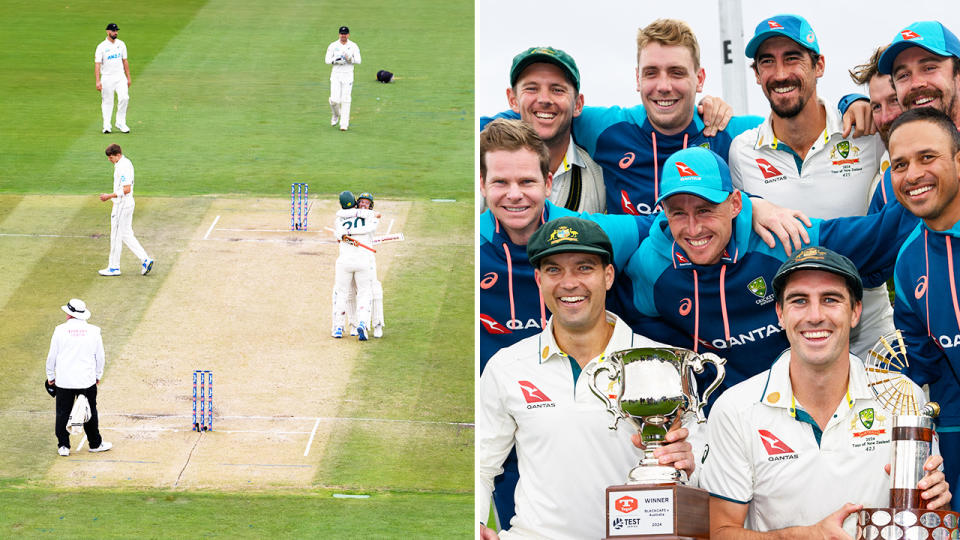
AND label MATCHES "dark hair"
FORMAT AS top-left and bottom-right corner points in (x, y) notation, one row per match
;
(105, 144), (122, 156)
(849, 45), (889, 85)
(888, 107), (960, 155)
(750, 50), (820, 73)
